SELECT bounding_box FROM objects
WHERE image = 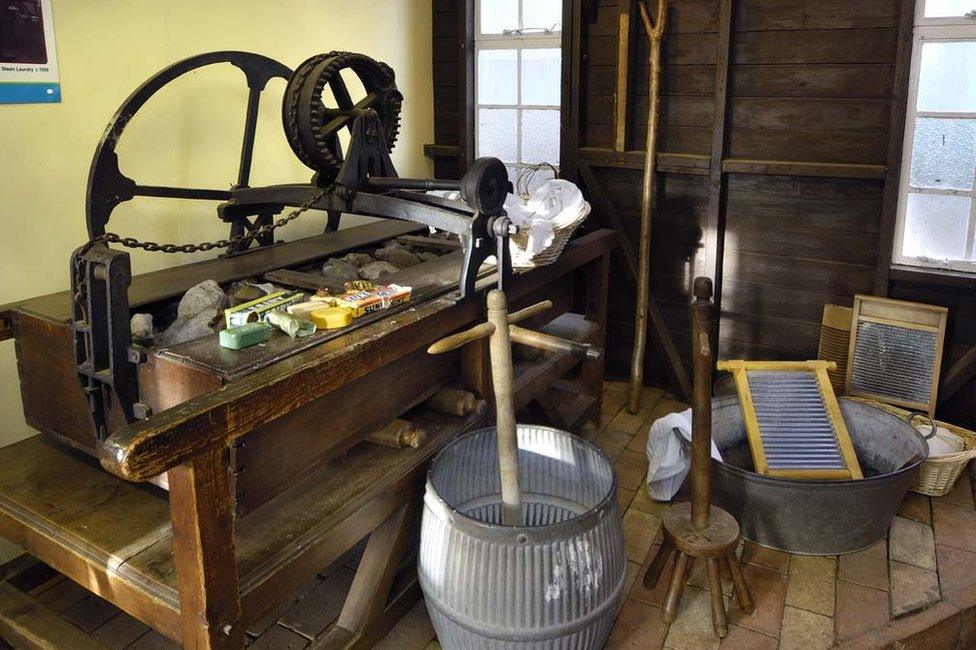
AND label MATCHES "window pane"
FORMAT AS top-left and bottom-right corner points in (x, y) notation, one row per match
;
(478, 108), (518, 161)
(924, 0), (976, 17)
(478, 49), (518, 105)
(521, 109), (560, 164)
(917, 41), (976, 112)
(902, 193), (972, 261)
(480, 0), (518, 34)
(522, 0), (562, 30)
(520, 48), (561, 106)
(909, 117), (976, 191)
